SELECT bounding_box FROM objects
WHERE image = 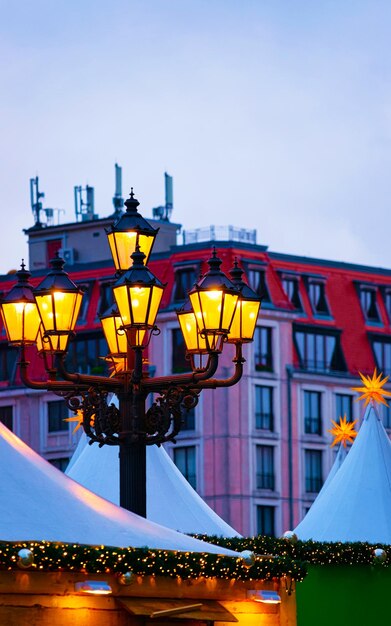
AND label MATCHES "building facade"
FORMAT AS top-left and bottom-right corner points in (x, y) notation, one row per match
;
(1, 203), (391, 537)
